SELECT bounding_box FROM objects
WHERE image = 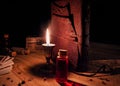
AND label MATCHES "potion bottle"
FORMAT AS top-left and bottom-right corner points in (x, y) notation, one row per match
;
(56, 49), (68, 83)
